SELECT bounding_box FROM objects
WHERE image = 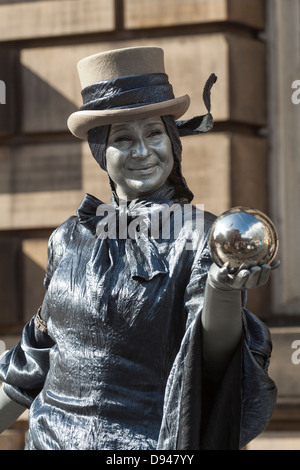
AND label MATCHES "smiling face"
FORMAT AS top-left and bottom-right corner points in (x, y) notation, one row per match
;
(105, 117), (174, 200)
